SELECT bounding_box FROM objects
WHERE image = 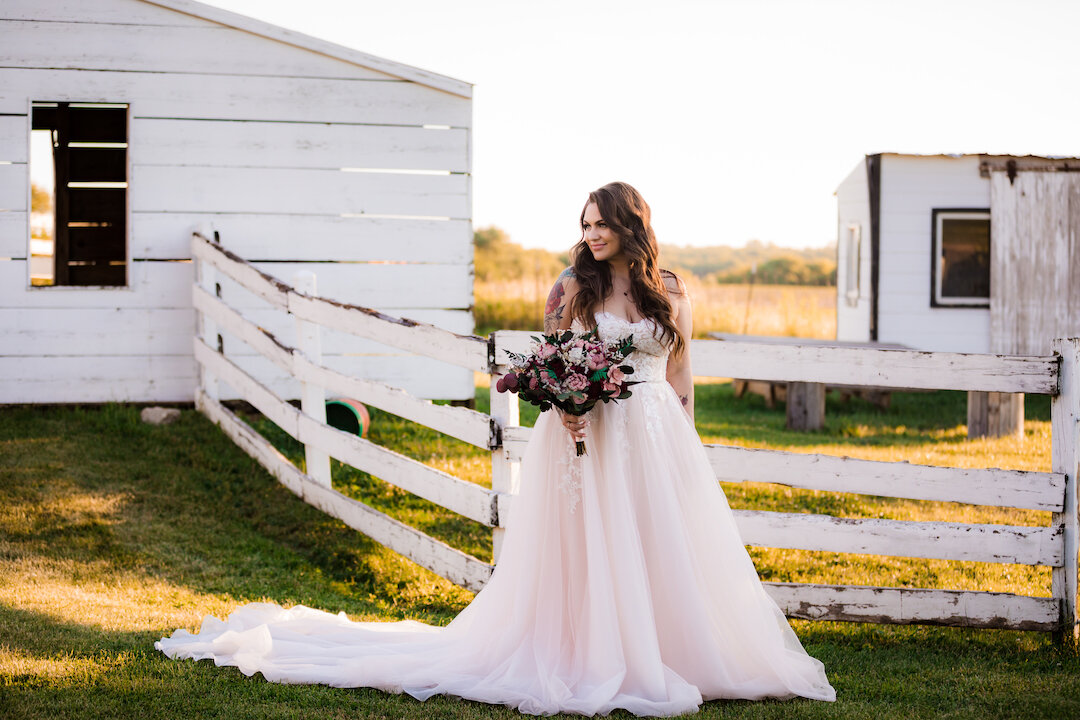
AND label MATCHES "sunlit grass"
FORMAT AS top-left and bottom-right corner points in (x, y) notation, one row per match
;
(1, 392), (1076, 719)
